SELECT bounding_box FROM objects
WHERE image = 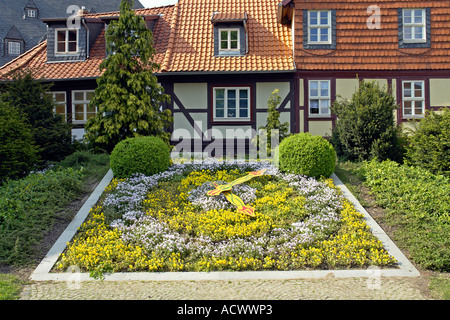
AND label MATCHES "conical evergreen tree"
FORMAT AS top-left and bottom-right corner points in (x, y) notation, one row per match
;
(85, 0), (172, 152)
